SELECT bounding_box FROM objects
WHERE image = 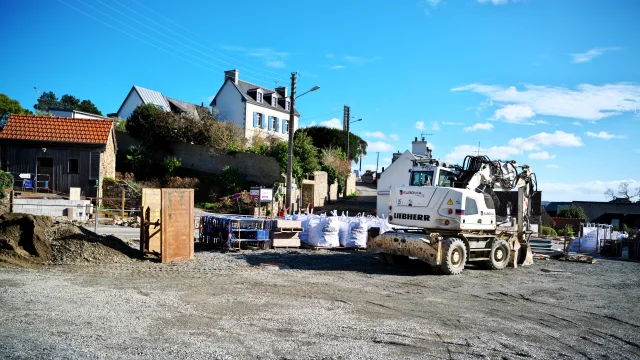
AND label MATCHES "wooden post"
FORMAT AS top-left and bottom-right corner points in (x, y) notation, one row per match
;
(9, 190), (14, 213)
(121, 188), (125, 218)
